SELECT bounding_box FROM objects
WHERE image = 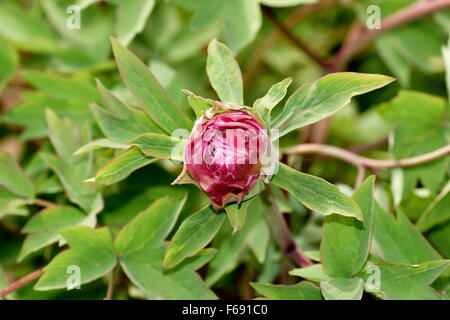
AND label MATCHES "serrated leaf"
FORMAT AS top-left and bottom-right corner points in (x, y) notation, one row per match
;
(35, 226), (117, 291)
(130, 133), (186, 161)
(320, 277), (364, 300)
(272, 72), (394, 138)
(206, 39), (244, 104)
(272, 162), (362, 220)
(253, 77), (292, 125)
(111, 38), (193, 134)
(0, 152), (34, 201)
(321, 176), (375, 277)
(94, 146), (157, 186)
(360, 260), (450, 300)
(372, 203), (441, 264)
(18, 206), (85, 262)
(163, 205), (226, 269)
(115, 195), (187, 255)
(251, 281), (322, 300)
(115, 0), (155, 46)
